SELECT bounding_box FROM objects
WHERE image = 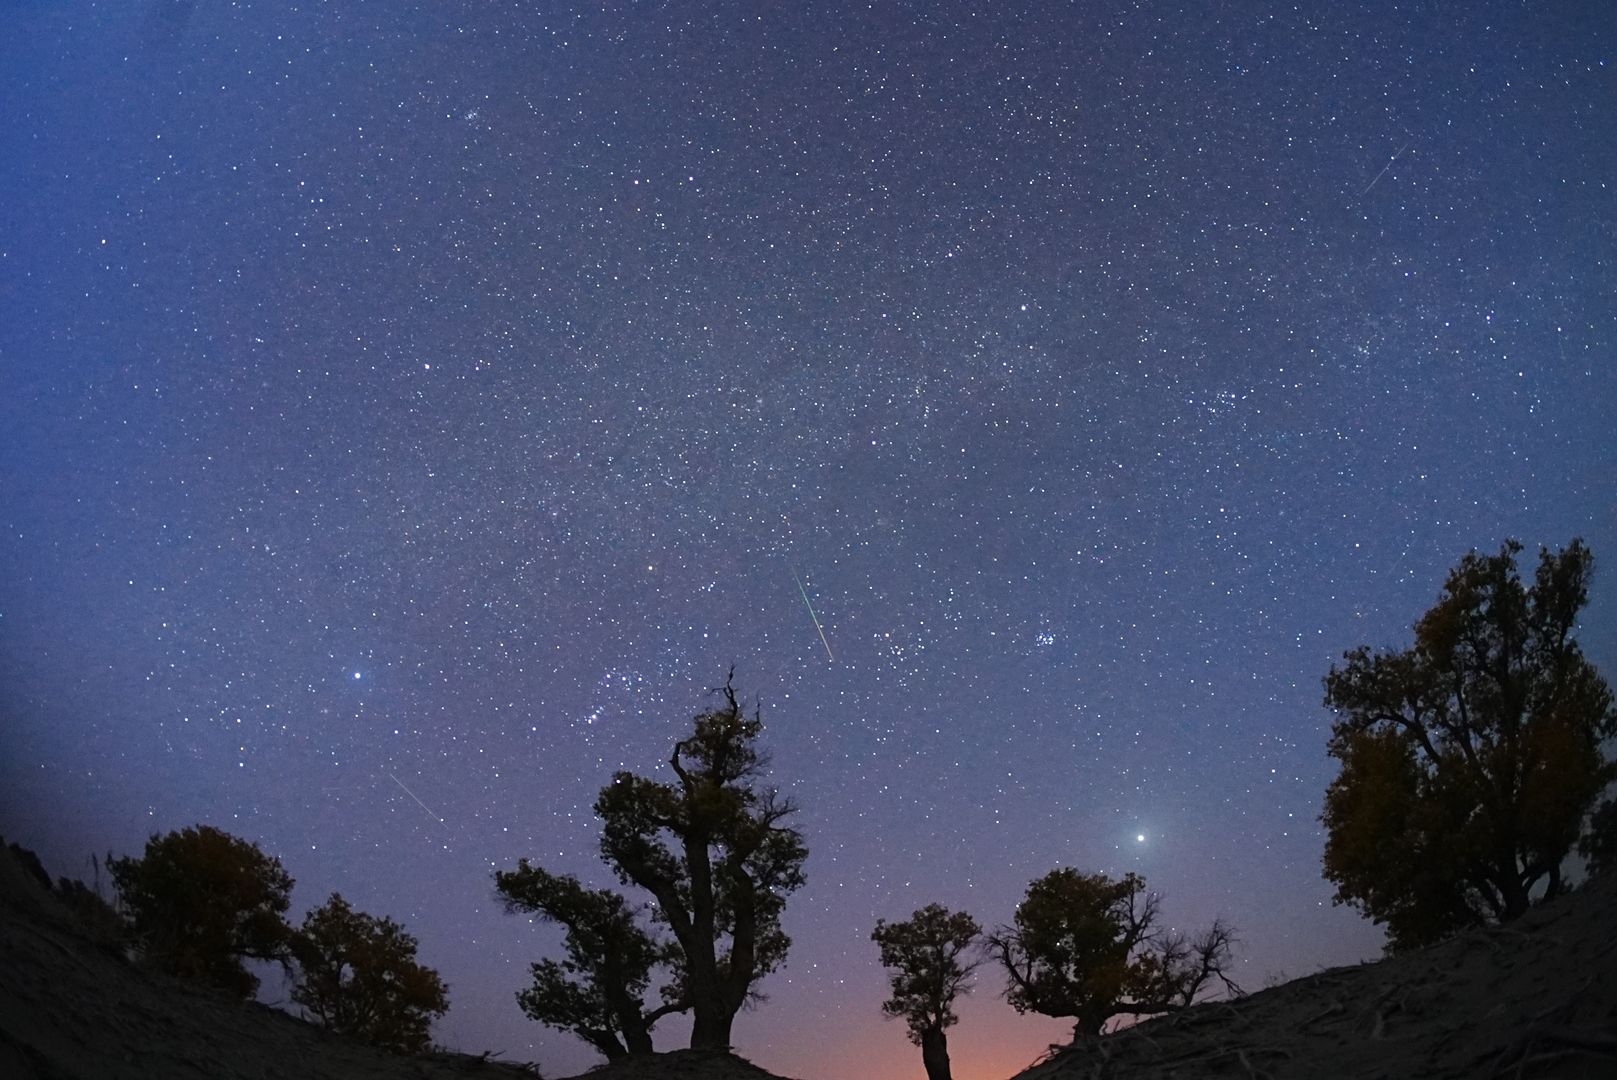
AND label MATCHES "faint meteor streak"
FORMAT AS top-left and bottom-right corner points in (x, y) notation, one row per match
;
(792, 568), (835, 663)
(1361, 141), (1411, 196)
(388, 771), (443, 824)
